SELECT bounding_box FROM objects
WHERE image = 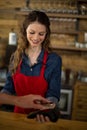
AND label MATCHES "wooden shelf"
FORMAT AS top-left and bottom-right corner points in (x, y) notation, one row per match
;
(47, 13), (87, 19)
(52, 46), (87, 52)
(1, 6), (87, 20)
(16, 11), (87, 19)
(52, 31), (79, 35)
